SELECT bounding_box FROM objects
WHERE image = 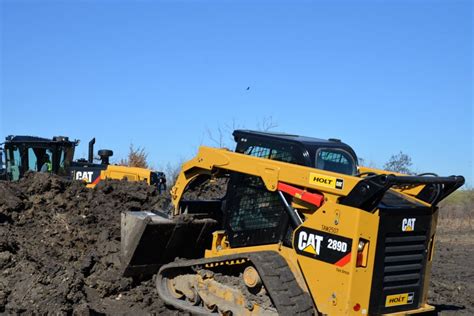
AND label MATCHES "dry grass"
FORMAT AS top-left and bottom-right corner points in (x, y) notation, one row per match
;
(437, 188), (473, 234)
(438, 189), (473, 218)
